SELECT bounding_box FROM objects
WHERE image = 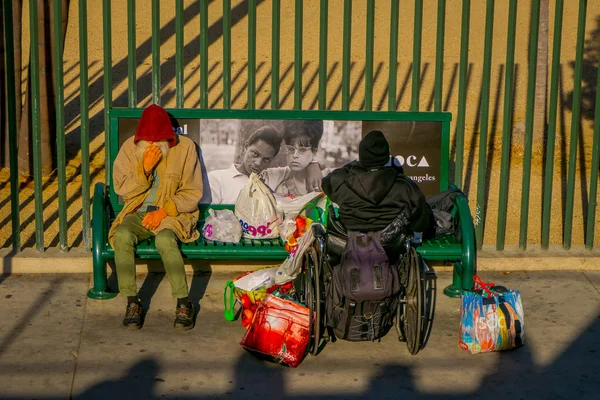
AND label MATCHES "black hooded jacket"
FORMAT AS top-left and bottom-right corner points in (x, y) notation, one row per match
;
(322, 161), (432, 233)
